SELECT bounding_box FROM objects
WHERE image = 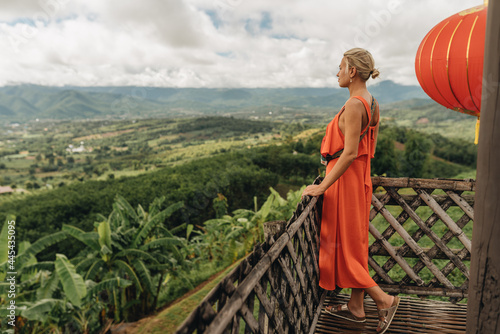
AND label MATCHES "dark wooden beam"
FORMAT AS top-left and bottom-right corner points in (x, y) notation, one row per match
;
(371, 176), (476, 191)
(371, 246), (471, 261)
(378, 284), (468, 298)
(466, 1), (500, 333)
(373, 193), (475, 207)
